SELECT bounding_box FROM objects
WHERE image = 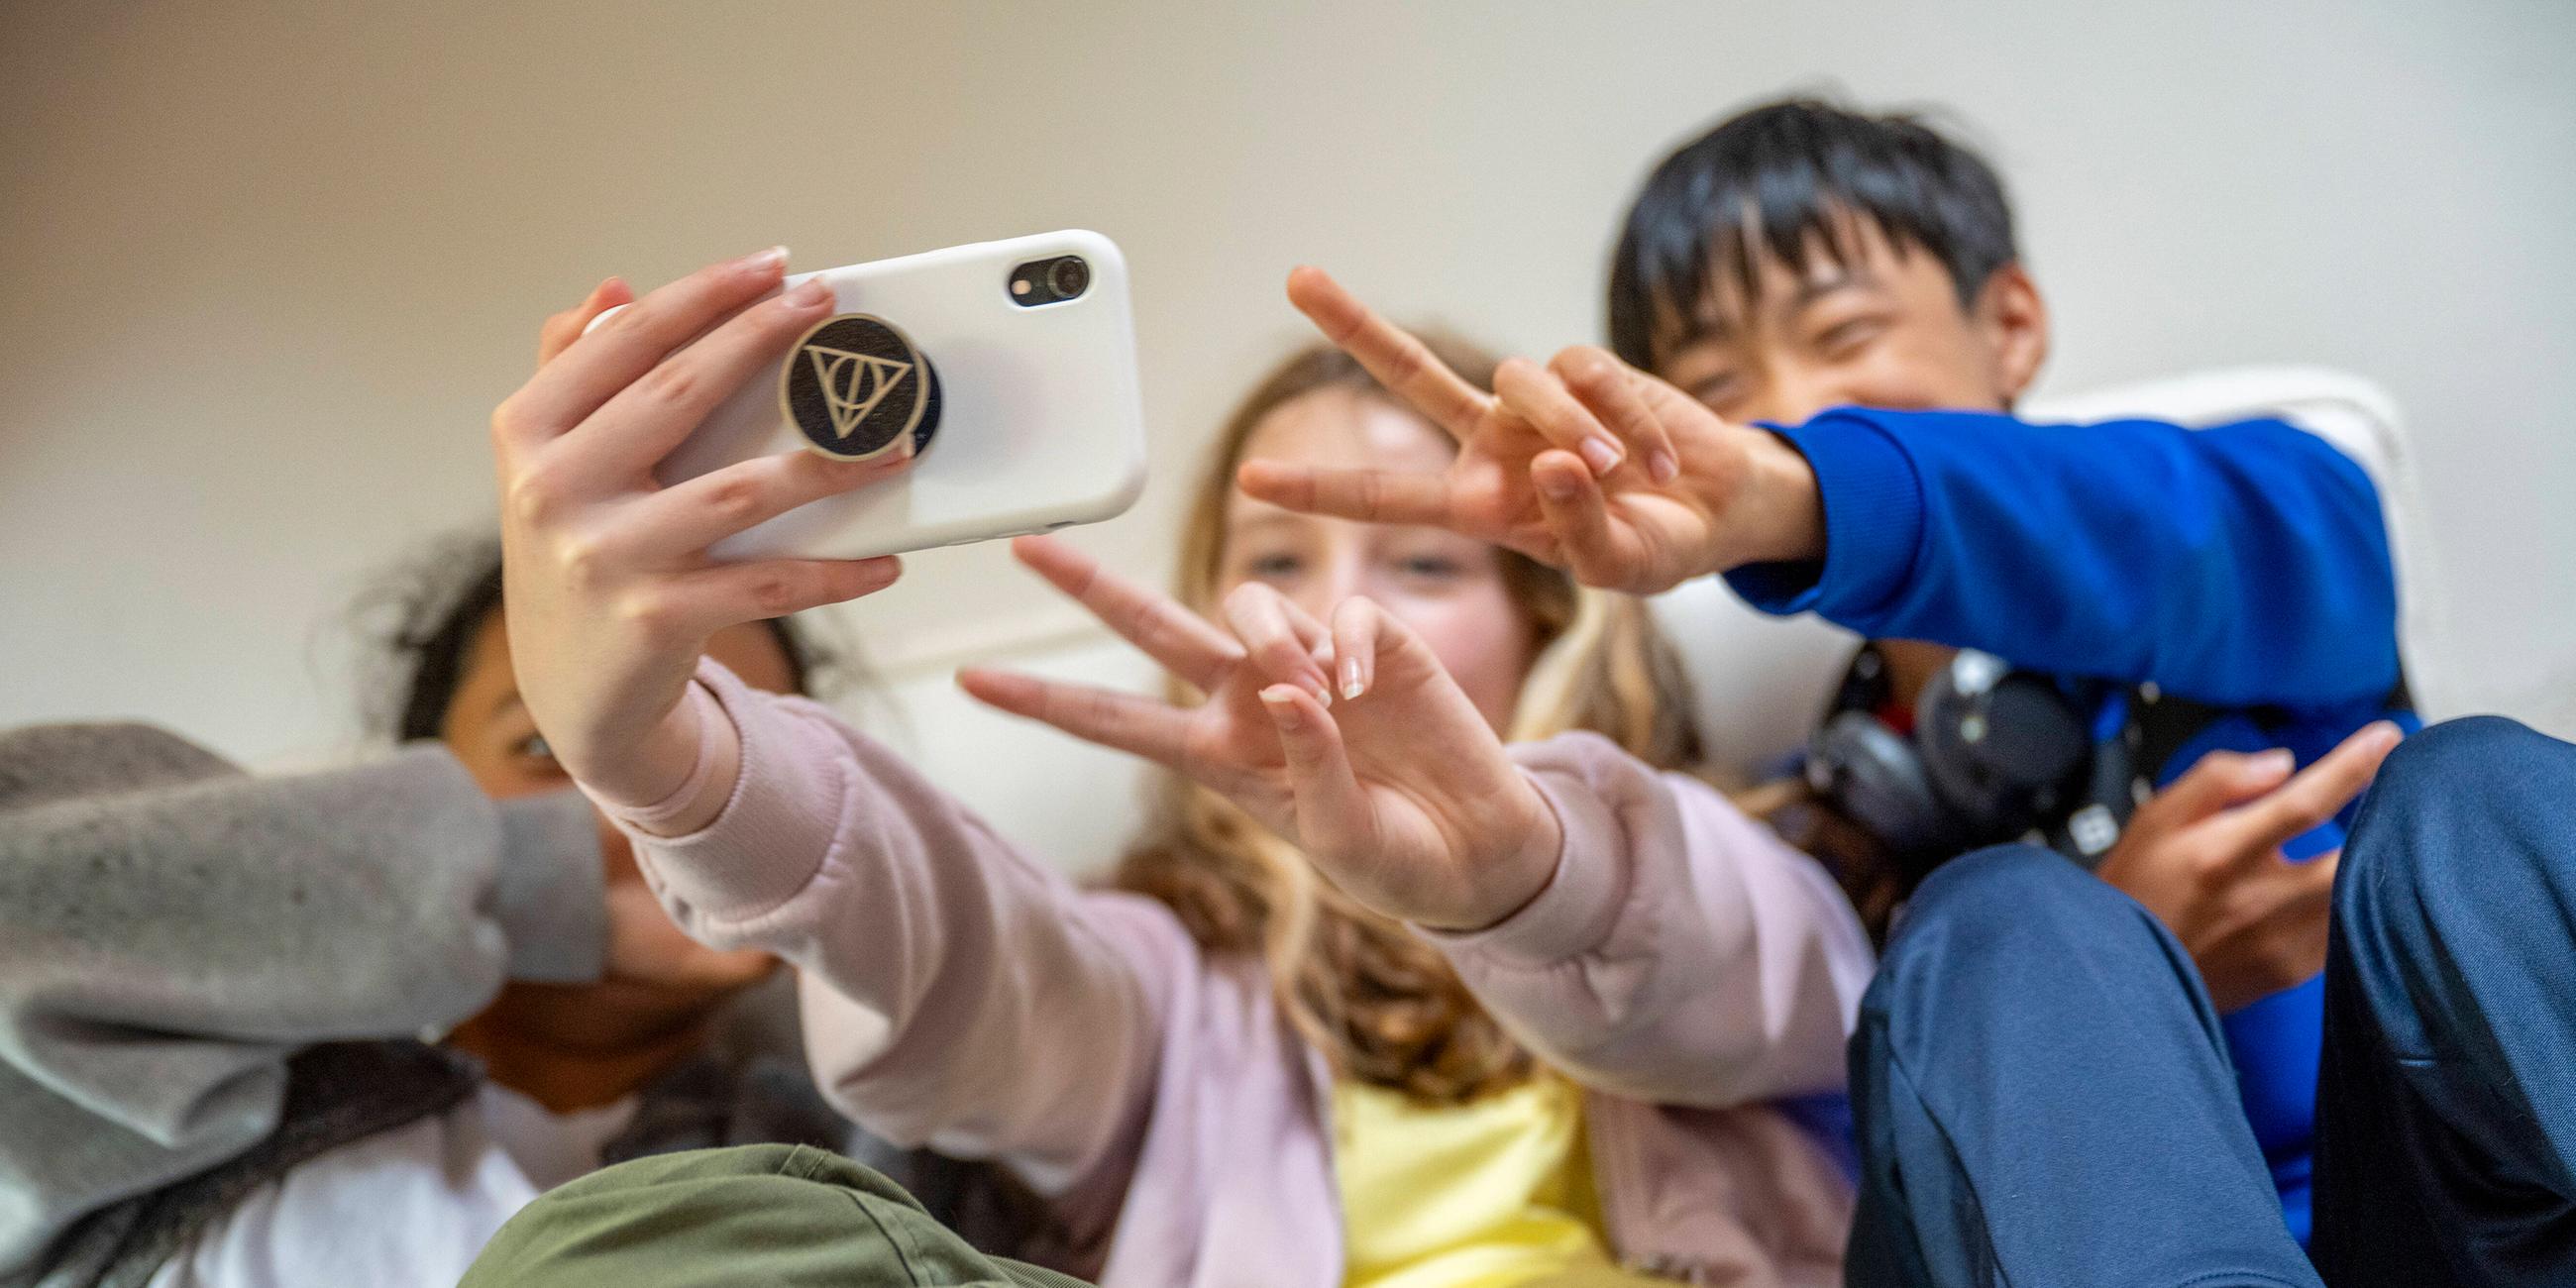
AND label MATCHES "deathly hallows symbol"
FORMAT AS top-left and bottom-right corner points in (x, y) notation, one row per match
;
(805, 344), (914, 440)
